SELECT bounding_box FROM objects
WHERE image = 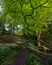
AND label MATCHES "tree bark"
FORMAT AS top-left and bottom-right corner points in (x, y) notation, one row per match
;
(37, 31), (41, 47)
